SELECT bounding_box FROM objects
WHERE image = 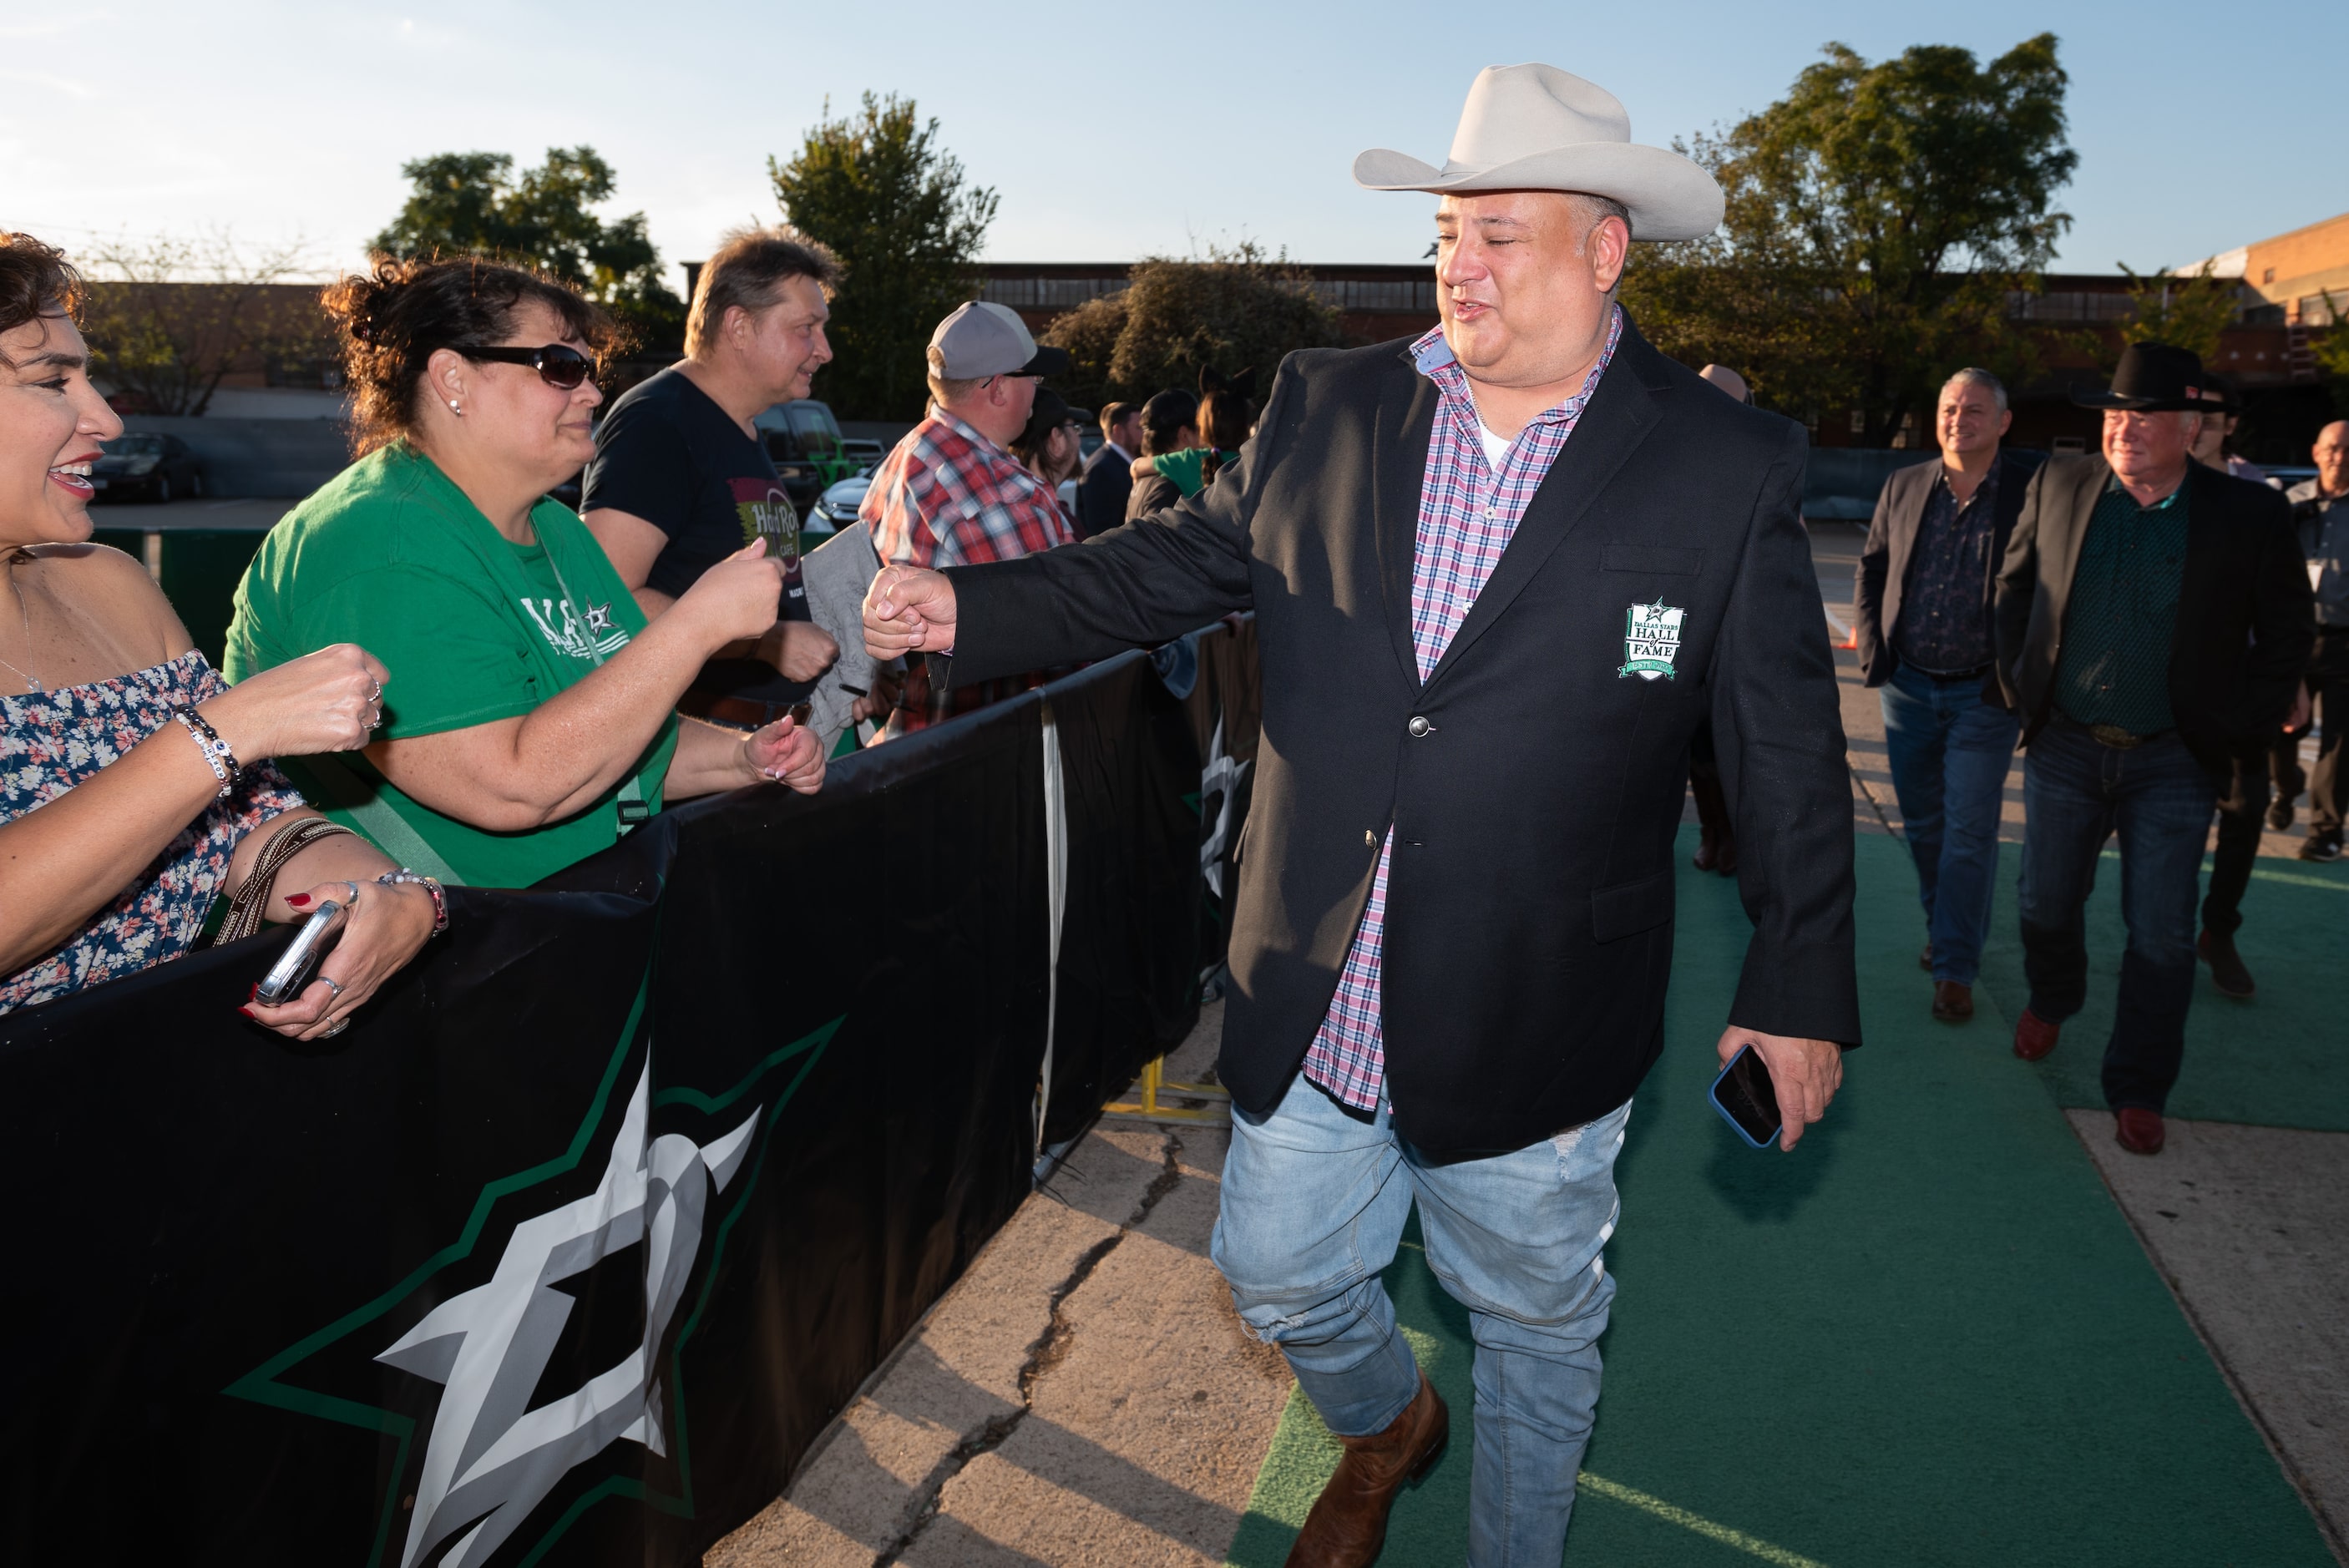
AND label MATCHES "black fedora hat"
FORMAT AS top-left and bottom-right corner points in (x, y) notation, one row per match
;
(2073, 341), (2225, 414)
